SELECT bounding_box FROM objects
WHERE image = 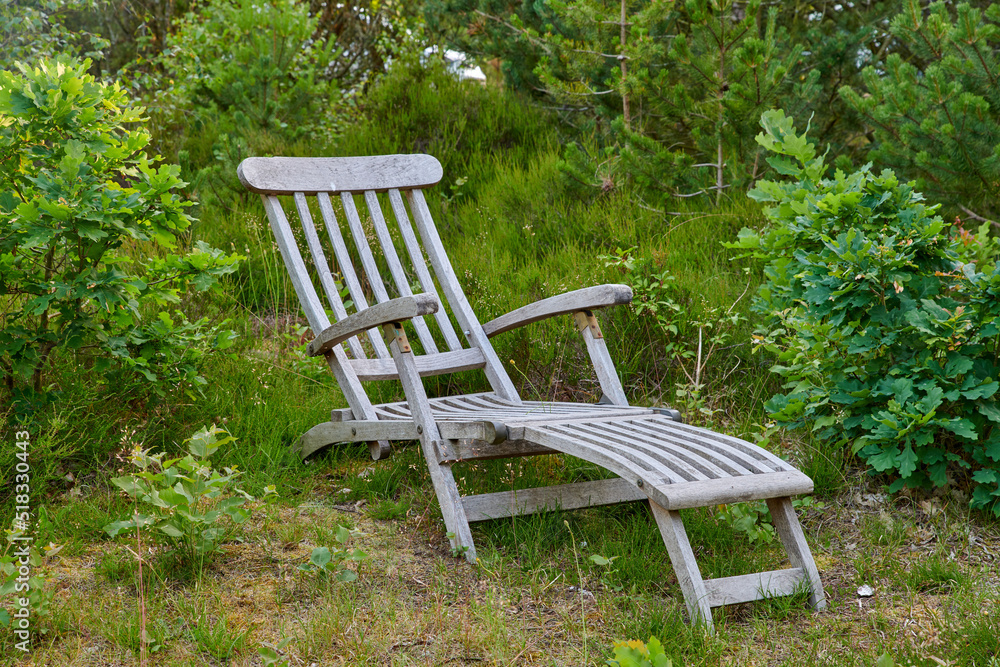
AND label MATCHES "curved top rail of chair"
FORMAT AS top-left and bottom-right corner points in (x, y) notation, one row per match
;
(237, 155), (444, 195)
